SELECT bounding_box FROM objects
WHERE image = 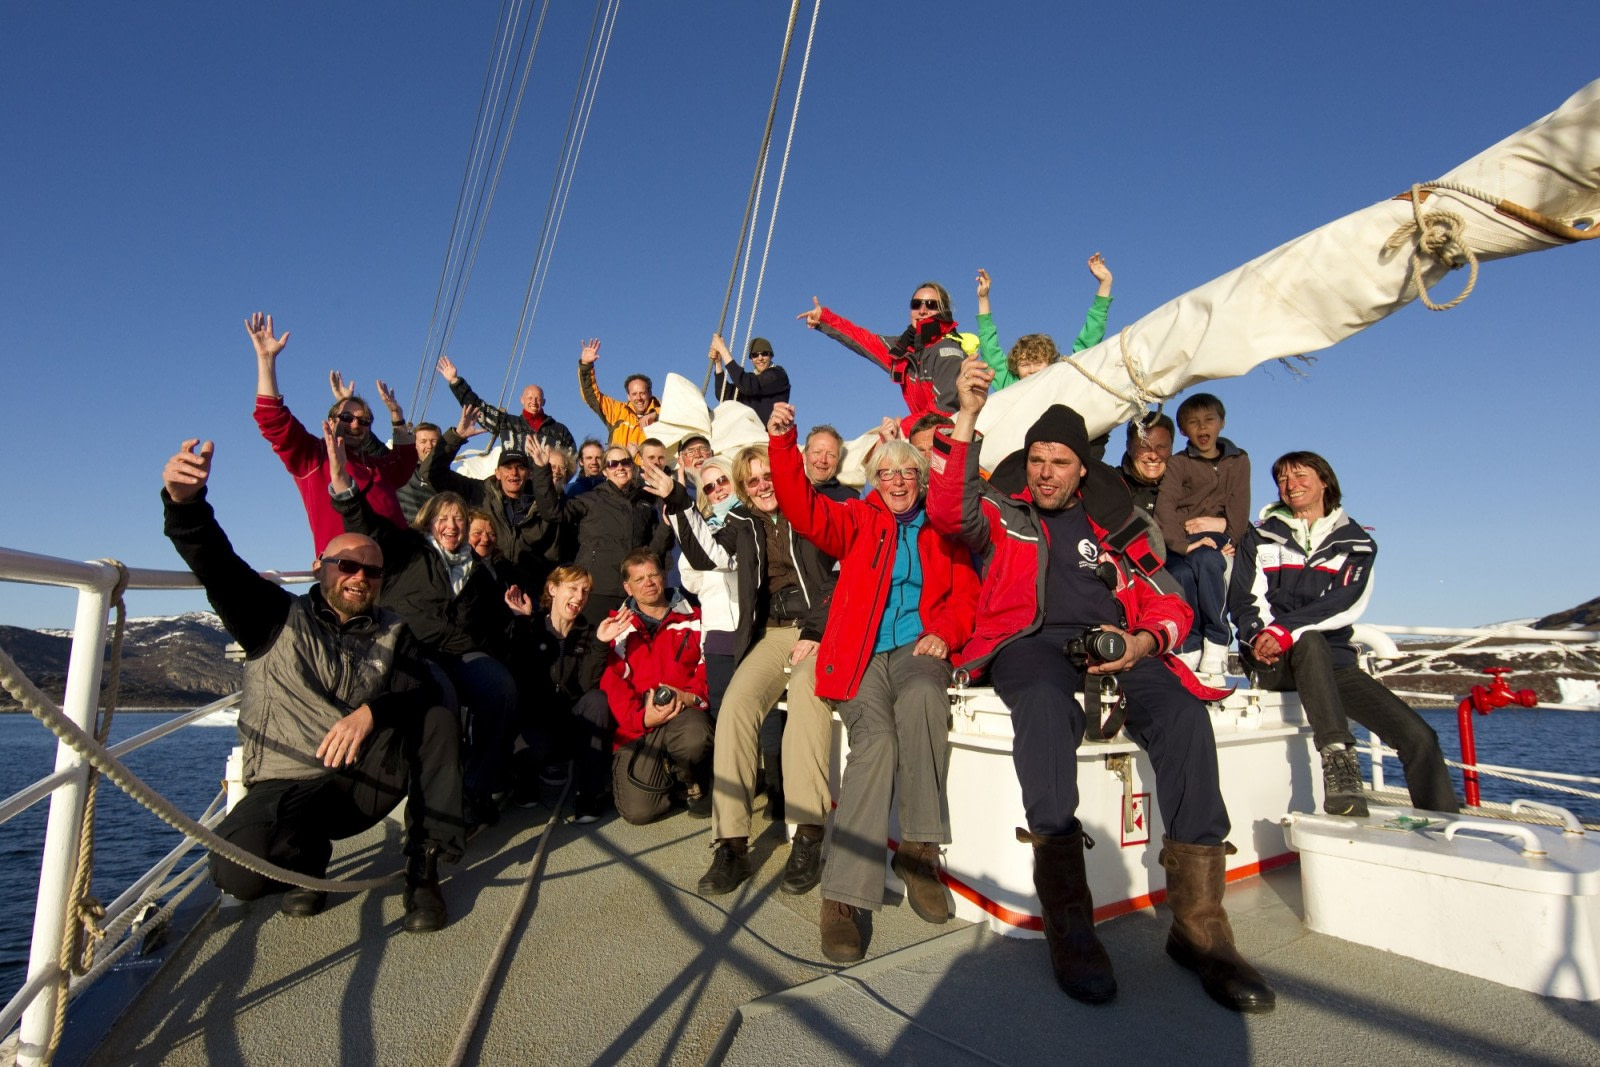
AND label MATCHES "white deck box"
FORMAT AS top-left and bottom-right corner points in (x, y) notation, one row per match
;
(1281, 804), (1600, 1001)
